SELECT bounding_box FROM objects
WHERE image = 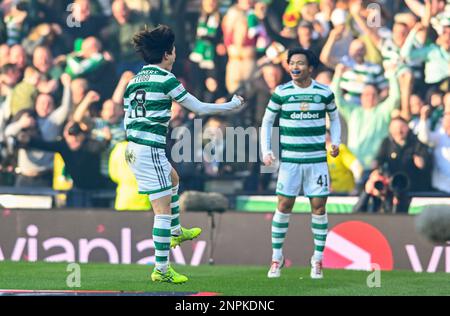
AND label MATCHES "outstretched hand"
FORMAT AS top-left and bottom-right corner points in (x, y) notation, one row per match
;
(232, 94), (245, 107)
